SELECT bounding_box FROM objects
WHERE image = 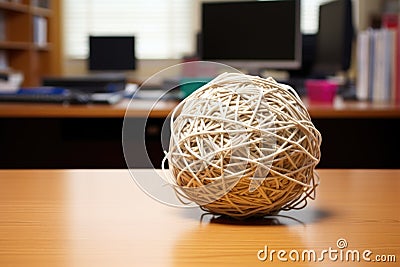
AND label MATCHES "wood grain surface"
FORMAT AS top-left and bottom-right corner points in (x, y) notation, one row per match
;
(0, 169), (399, 266)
